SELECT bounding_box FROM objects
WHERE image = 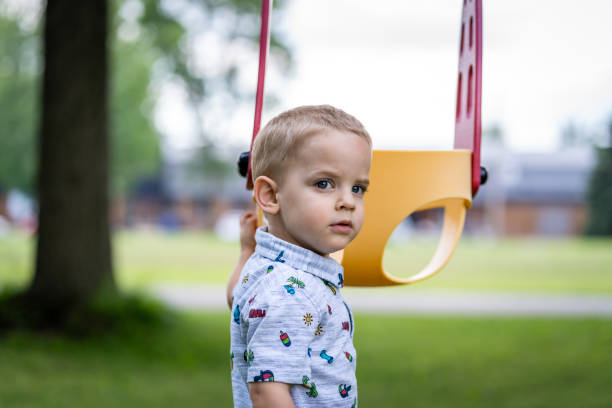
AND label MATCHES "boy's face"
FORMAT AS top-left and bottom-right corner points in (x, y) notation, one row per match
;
(272, 129), (371, 256)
